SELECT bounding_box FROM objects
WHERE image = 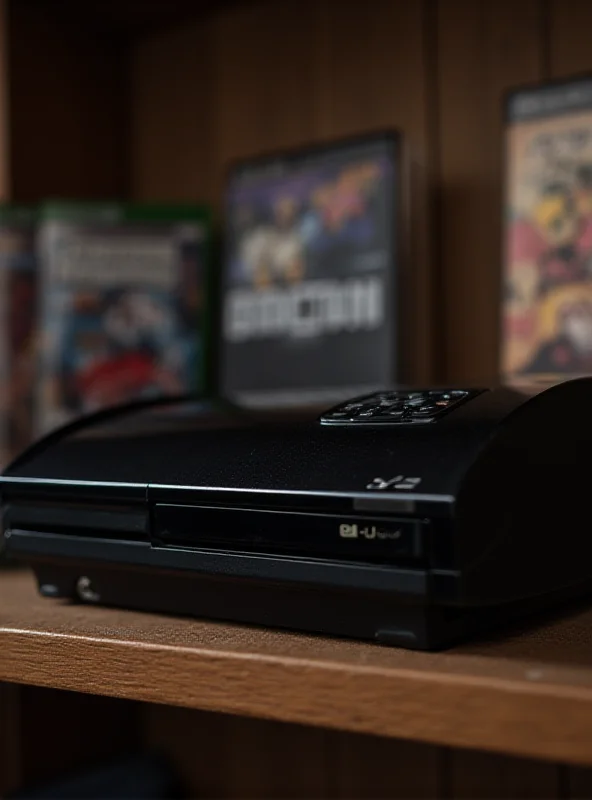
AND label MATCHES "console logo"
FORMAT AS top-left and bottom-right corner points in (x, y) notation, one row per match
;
(366, 475), (422, 491)
(339, 523), (403, 540)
